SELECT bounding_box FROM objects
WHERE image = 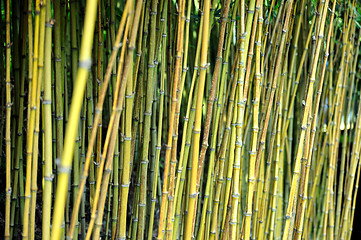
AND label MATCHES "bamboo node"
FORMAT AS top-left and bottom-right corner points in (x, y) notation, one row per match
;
(189, 193), (198, 198)
(44, 175), (54, 182)
(79, 59), (92, 70)
(125, 93), (134, 98)
(199, 63), (210, 70)
(45, 22), (54, 28)
(235, 141), (242, 147)
(232, 193), (240, 198)
(57, 165), (71, 174)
